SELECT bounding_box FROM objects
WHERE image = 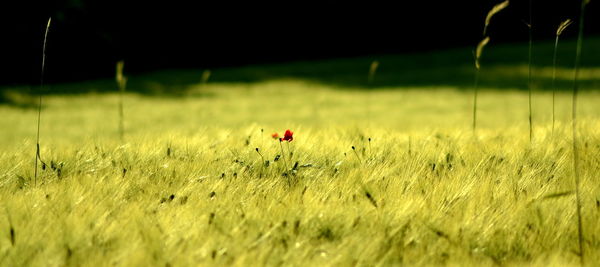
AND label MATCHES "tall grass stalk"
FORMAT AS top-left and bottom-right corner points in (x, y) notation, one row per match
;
(34, 17), (51, 186)
(552, 19), (573, 134)
(527, 0), (533, 143)
(278, 140), (289, 171)
(571, 0), (589, 264)
(255, 148), (265, 178)
(473, 0), (509, 133)
(368, 60), (379, 84)
(116, 61), (127, 141)
(278, 140), (291, 186)
(473, 37), (489, 132)
(366, 60), (379, 127)
(483, 0), (510, 36)
(351, 146), (362, 164)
